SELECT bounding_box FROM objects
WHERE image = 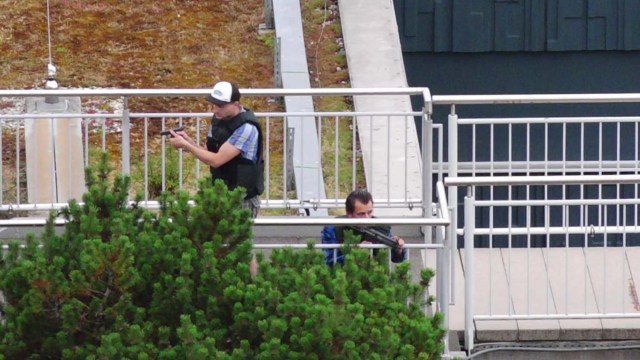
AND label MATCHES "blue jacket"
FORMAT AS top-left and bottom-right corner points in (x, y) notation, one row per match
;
(321, 225), (407, 266)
